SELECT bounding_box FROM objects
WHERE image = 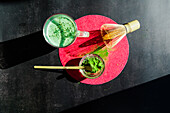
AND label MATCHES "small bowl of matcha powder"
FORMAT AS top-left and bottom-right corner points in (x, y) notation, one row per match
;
(79, 54), (105, 79)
